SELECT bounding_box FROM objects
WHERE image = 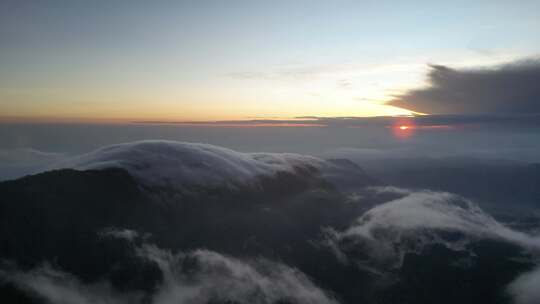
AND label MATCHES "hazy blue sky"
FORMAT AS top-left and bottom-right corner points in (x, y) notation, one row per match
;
(1, 0), (540, 121)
